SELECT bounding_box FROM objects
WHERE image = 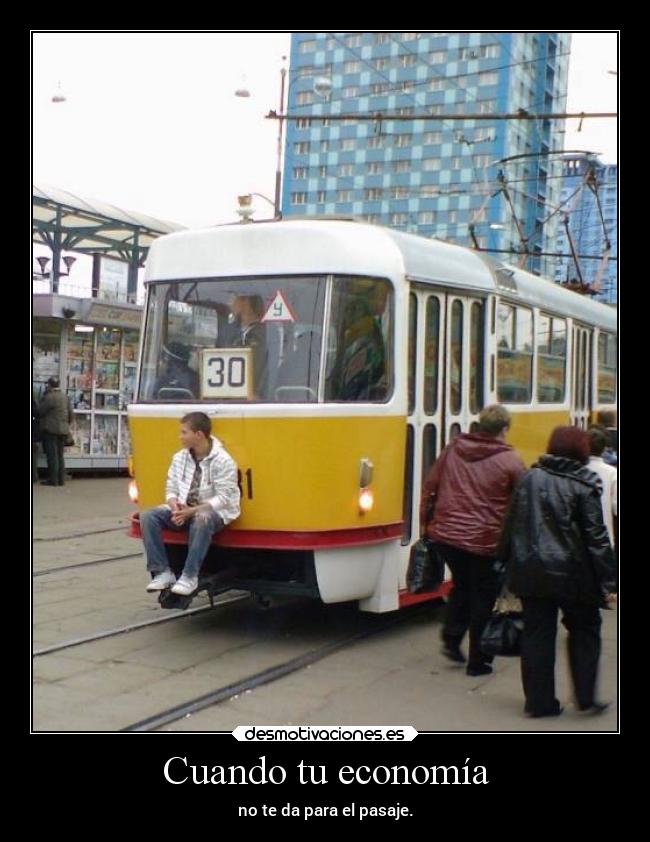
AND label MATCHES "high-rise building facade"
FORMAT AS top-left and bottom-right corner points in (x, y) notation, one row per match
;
(554, 153), (617, 305)
(282, 32), (570, 277)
